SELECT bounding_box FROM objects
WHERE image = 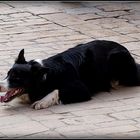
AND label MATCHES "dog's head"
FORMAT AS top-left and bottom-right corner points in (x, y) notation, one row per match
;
(0, 49), (48, 102)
